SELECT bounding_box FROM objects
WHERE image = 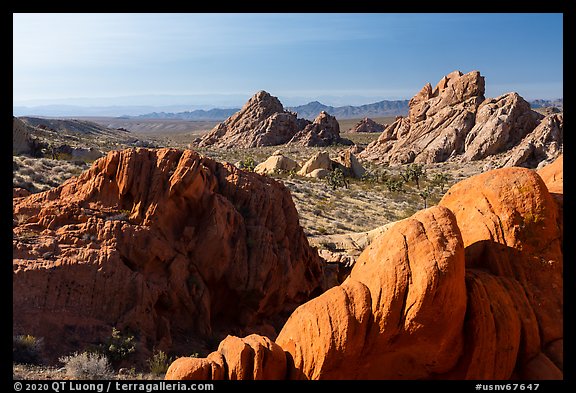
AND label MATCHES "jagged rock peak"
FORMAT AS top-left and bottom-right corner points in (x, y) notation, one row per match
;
(196, 91), (309, 148)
